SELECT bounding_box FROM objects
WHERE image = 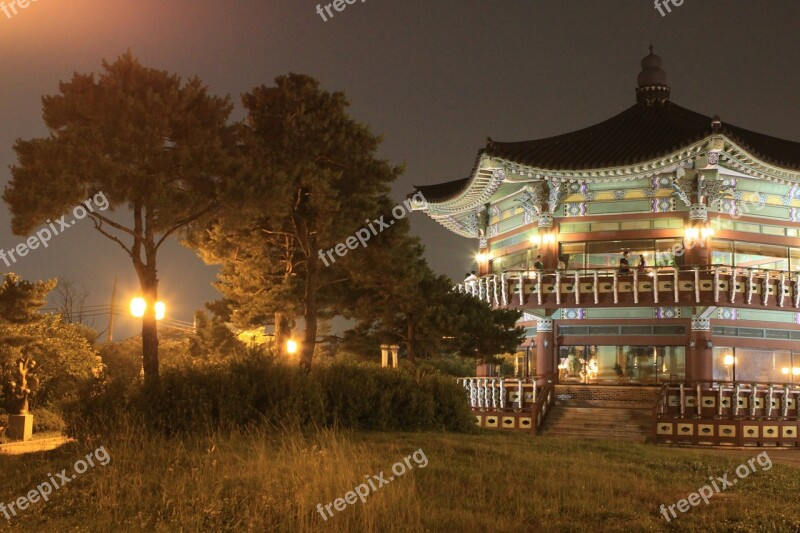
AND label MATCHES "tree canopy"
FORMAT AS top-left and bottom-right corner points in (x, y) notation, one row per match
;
(4, 51), (237, 386)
